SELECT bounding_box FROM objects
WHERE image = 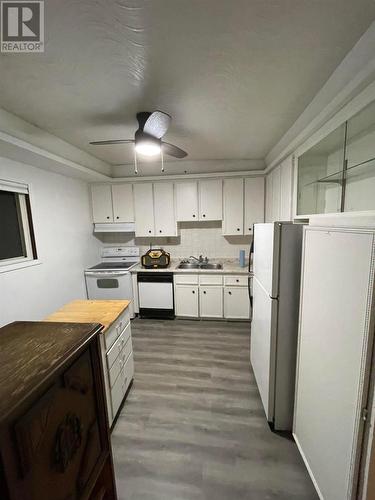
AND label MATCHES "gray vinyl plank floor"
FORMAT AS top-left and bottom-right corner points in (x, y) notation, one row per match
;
(111, 319), (318, 500)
